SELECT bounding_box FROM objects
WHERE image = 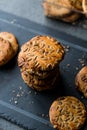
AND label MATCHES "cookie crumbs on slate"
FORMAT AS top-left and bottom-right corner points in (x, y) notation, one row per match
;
(64, 45), (70, 52)
(75, 66), (79, 70)
(66, 63), (70, 67)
